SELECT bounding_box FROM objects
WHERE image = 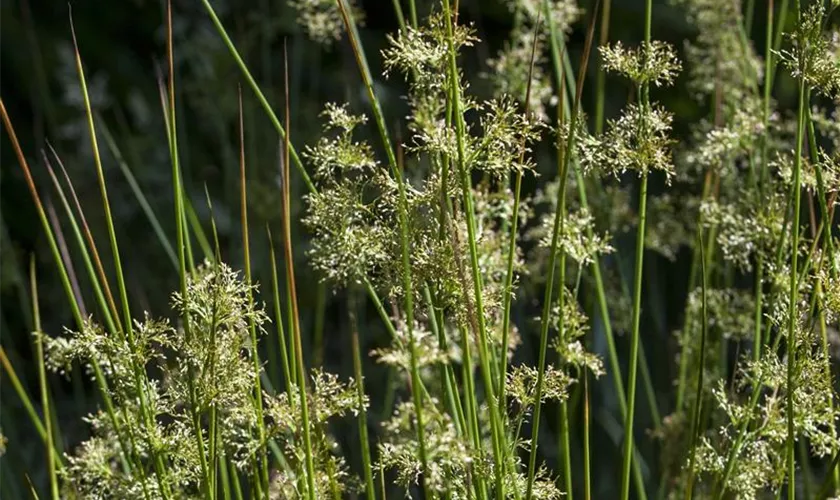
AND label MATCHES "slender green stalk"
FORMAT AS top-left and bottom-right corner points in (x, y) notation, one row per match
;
(199, 0), (314, 193)
(500, 164), (523, 401)
(162, 4), (210, 496)
(350, 304), (376, 500)
(439, 1), (507, 495)
(237, 88), (270, 498)
(684, 234), (708, 499)
(674, 172), (714, 411)
(500, 9), (542, 411)
(335, 1), (431, 493)
(391, 0), (407, 31)
(786, 29), (807, 500)
(281, 43), (317, 500)
(620, 171), (649, 500)
(745, 0), (756, 36)
(583, 371), (591, 500)
(268, 229), (293, 397)
(71, 6), (136, 369)
(556, 104), (572, 500)
(98, 120), (178, 270)
(407, 0), (417, 28)
(425, 287), (469, 438)
(203, 191), (223, 500)
(0, 348), (63, 468)
(593, 0), (612, 135)
(525, 4), (599, 499)
(619, 0), (653, 496)
(754, 0), (776, 369)
(804, 104), (835, 276)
